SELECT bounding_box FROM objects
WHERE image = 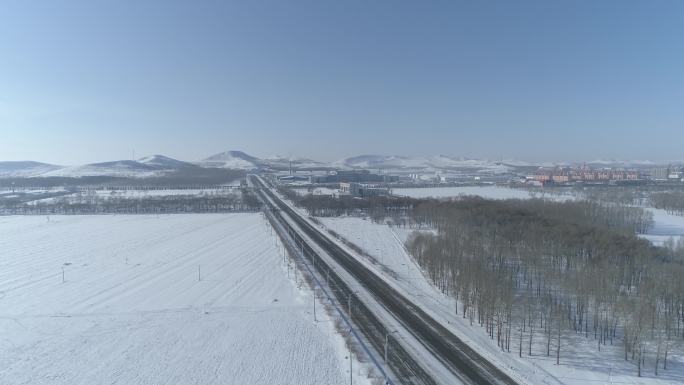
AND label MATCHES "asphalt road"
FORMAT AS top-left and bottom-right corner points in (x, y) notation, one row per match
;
(253, 176), (519, 385)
